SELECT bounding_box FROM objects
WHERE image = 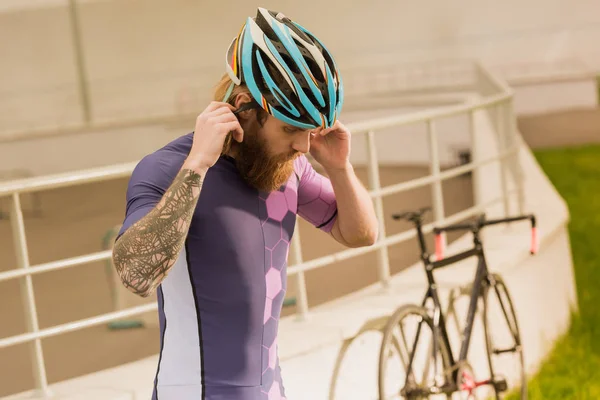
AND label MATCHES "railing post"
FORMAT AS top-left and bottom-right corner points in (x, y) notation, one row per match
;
(10, 193), (51, 397)
(427, 120), (447, 250)
(366, 130), (391, 288)
(507, 97), (526, 214)
(496, 103), (511, 217)
(468, 109), (482, 210)
(290, 223), (309, 321)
